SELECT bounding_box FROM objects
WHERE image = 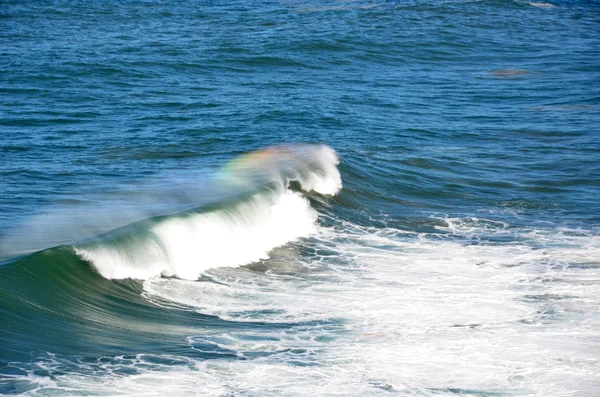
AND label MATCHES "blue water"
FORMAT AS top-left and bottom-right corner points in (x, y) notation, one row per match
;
(1, 1), (599, 396)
